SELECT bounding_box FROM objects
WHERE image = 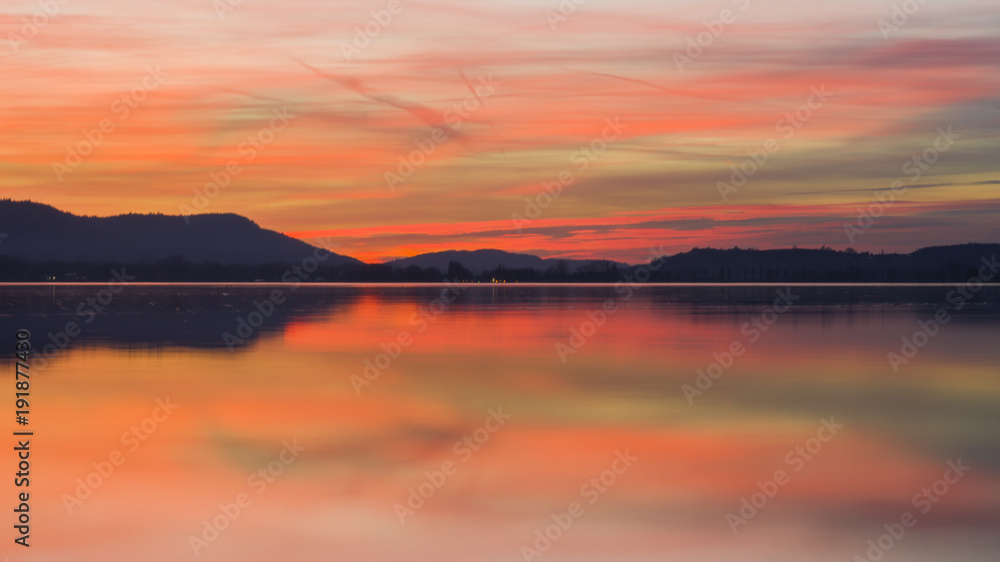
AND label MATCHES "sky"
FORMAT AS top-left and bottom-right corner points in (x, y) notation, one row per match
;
(1, 0), (998, 263)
